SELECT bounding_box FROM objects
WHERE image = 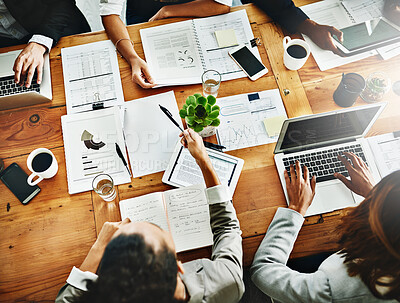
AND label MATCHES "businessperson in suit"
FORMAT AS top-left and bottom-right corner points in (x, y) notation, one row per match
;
(0, 0), (90, 88)
(56, 128), (244, 303)
(251, 153), (400, 303)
